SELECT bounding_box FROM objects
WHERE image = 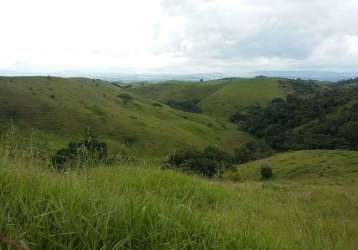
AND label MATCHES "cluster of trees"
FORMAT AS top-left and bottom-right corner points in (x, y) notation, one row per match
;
(234, 141), (273, 164)
(164, 146), (234, 177)
(166, 98), (202, 113)
(233, 85), (358, 151)
(164, 142), (276, 178)
(278, 78), (322, 96)
(337, 77), (358, 86)
(51, 135), (108, 169)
